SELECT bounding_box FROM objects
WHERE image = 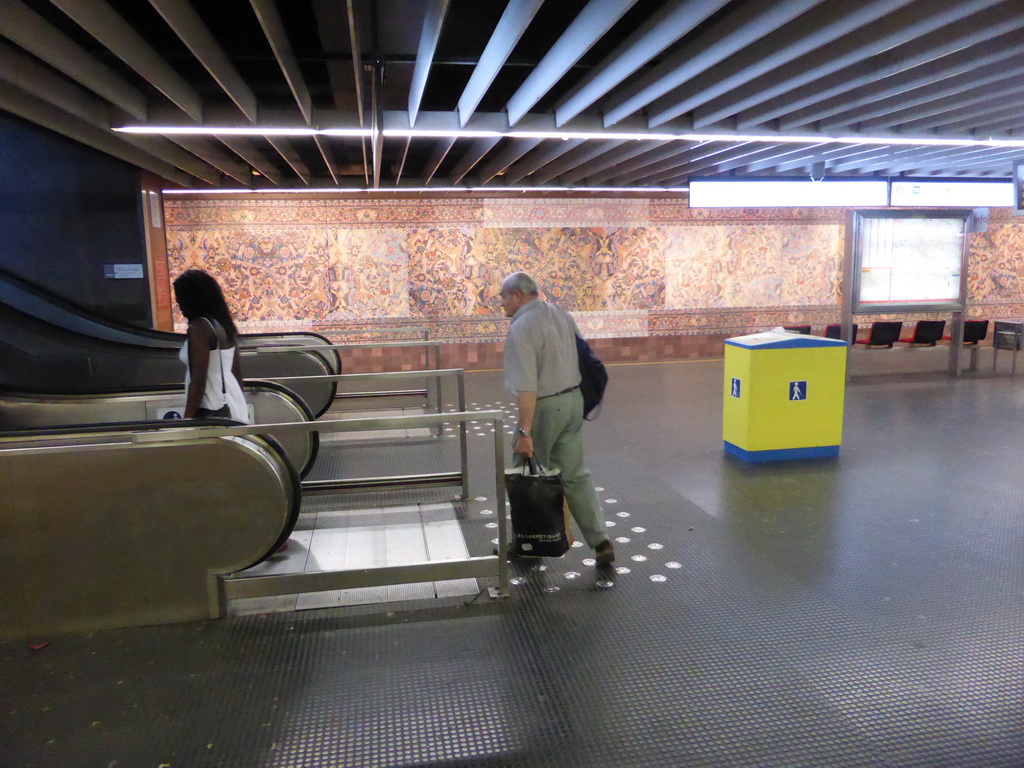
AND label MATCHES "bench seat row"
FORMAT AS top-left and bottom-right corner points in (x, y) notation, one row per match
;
(781, 320), (990, 348)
